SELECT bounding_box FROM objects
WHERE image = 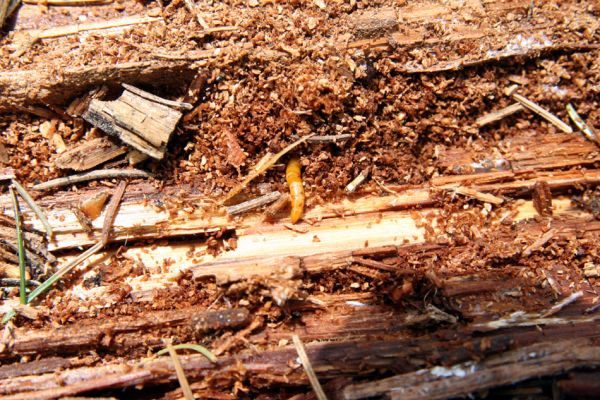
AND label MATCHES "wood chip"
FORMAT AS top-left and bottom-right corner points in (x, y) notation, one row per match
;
(55, 137), (127, 171)
(83, 89), (182, 160)
(532, 180), (552, 216)
(345, 168), (370, 193)
(476, 103), (525, 127)
(32, 169), (151, 191)
(226, 191), (281, 215)
(452, 186), (504, 205)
